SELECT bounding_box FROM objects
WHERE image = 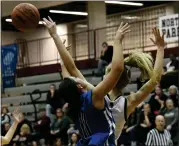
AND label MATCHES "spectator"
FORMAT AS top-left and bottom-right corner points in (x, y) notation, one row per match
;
(34, 108), (51, 144)
(51, 108), (64, 138)
(54, 138), (63, 146)
(136, 103), (154, 145)
(148, 85), (168, 115)
(1, 107), (11, 125)
(13, 124), (31, 145)
(165, 54), (178, 73)
(118, 108), (138, 146)
(4, 123), (14, 146)
(14, 113), (33, 135)
(1, 107), (12, 135)
(67, 124), (79, 143)
(93, 42), (113, 76)
(168, 85), (179, 107)
(51, 108), (71, 145)
(2, 122), (11, 136)
(126, 108), (139, 145)
(31, 141), (38, 146)
(46, 84), (65, 122)
(160, 98), (178, 145)
(68, 132), (79, 146)
(145, 115), (173, 146)
(1, 108), (24, 145)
